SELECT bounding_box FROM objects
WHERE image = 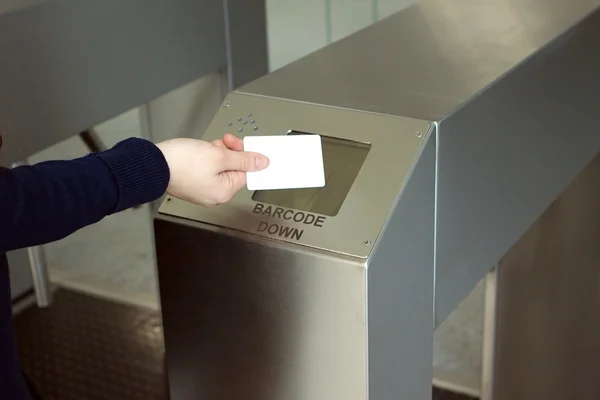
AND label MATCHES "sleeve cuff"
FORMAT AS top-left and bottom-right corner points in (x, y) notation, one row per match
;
(95, 137), (170, 213)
